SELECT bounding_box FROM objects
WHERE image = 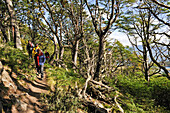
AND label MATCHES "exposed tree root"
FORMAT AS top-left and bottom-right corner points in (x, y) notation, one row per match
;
(75, 76), (124, 113)
(114, 91), (124, 113)
(82, 75), (91, 99)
